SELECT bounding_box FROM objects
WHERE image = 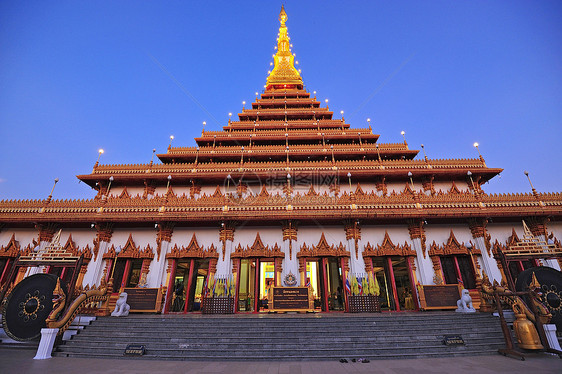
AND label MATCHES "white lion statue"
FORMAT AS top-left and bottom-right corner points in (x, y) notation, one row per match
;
(456, 288), (476, 313)
(111, 292), (130, 317)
